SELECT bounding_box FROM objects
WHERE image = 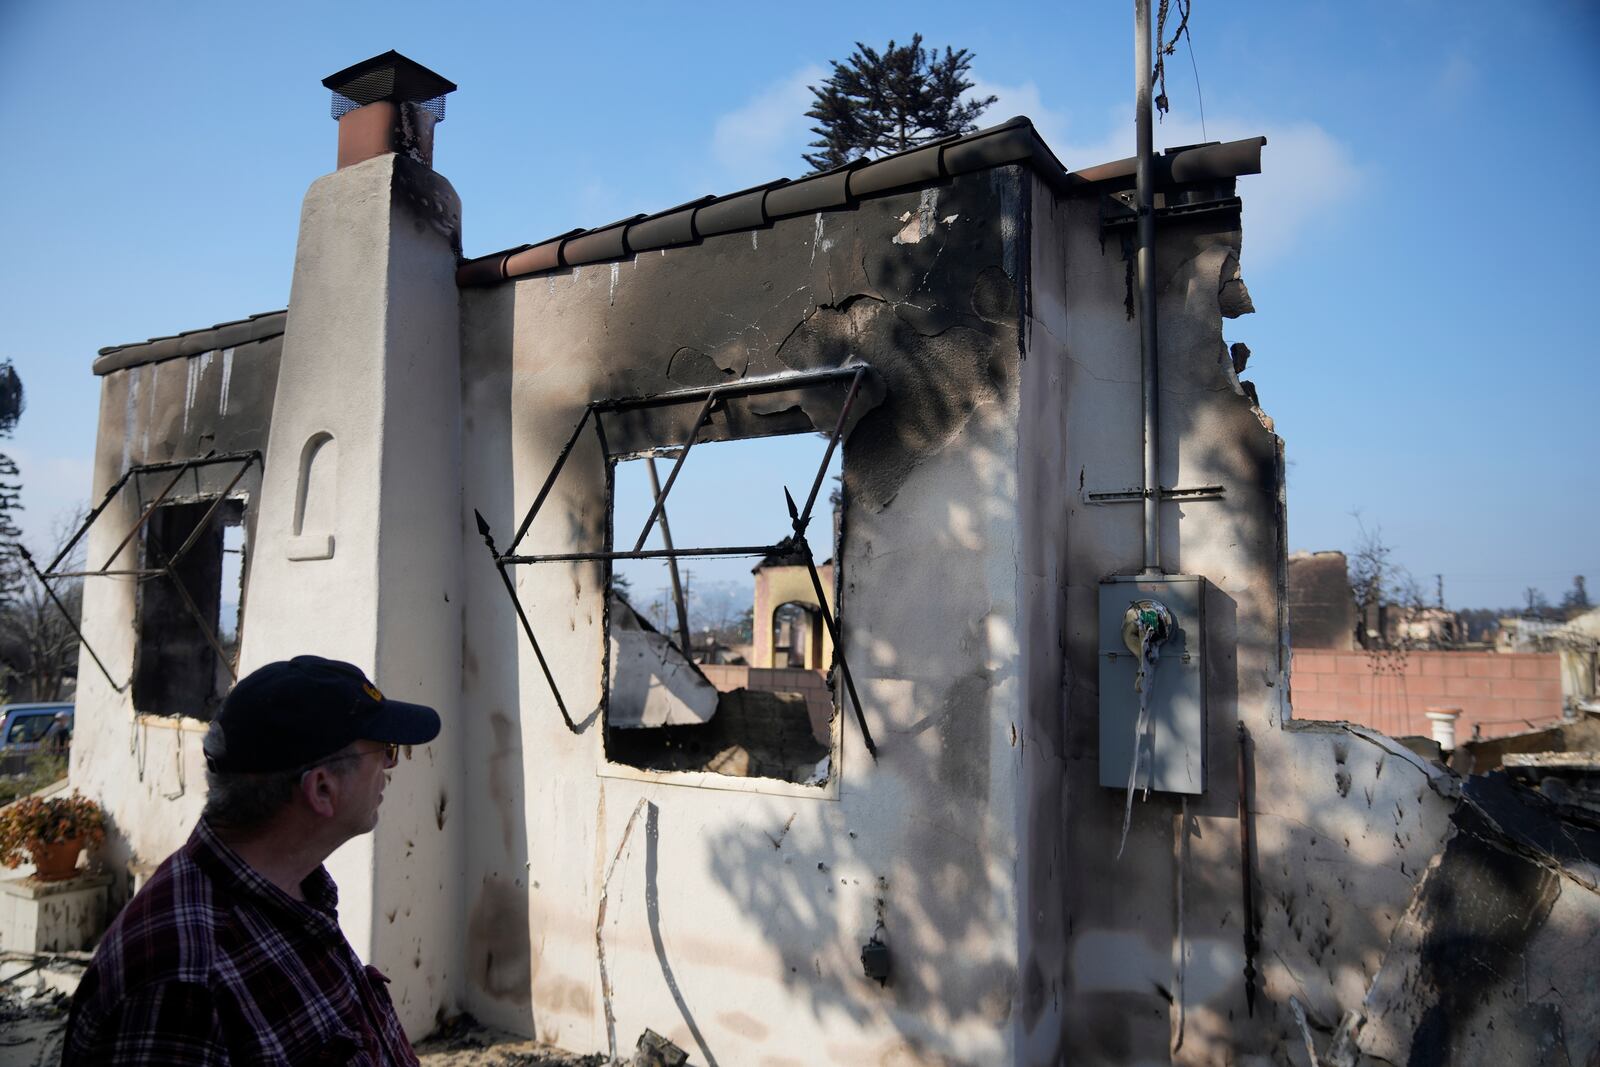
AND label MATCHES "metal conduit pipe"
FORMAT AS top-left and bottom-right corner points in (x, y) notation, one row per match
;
(1134, 0), (1162, 576)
